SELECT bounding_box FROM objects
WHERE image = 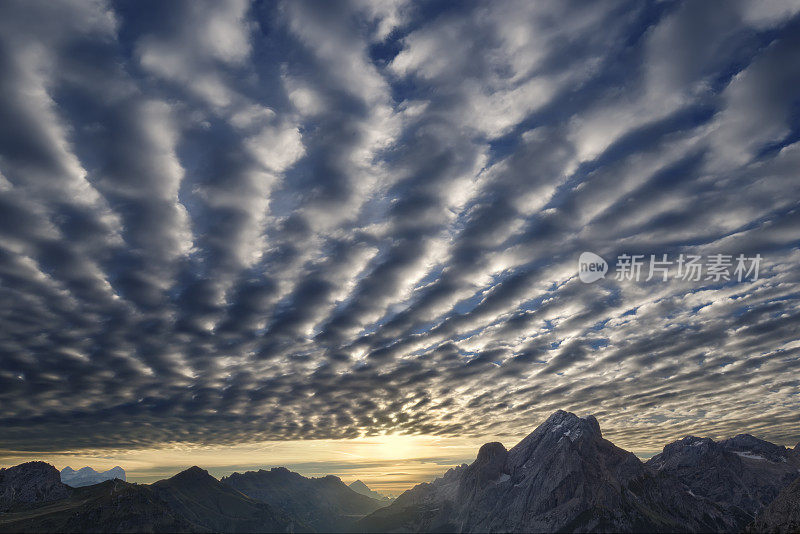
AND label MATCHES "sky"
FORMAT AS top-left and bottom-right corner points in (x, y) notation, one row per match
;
(0, 0), (799, 495)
